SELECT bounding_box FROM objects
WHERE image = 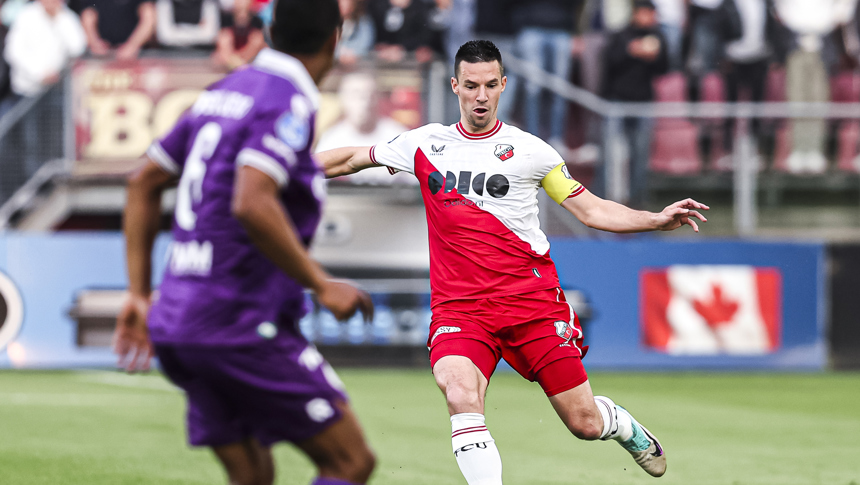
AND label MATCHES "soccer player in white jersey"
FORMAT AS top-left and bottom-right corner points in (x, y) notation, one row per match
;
(318, 40), (708, 483)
